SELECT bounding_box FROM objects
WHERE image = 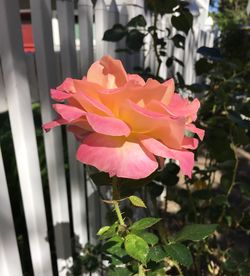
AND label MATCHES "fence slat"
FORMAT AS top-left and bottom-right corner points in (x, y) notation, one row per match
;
(78, 0), (94, 75)
(118, 4), (129, 70)
(0, 147), (23, 276)
(95, 0), (108, 59)
(107, 0), (119, 58)
(0, 61), (7, 113)
(0, 1), (54, 275)
(29, 0), (72, 274)
(56, 0), (88, 247)
(25, 53), (40, 102)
